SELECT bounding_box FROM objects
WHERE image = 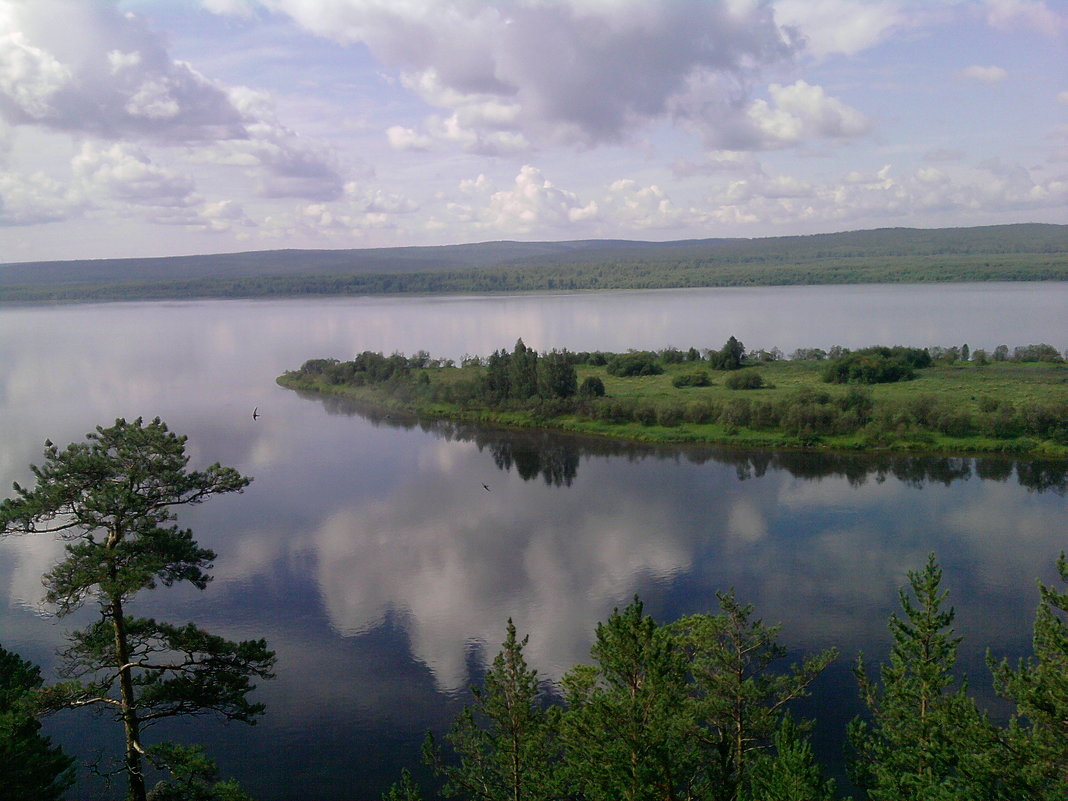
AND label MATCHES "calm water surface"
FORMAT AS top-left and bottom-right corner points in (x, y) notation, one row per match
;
(0, 284), (1065, 799)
